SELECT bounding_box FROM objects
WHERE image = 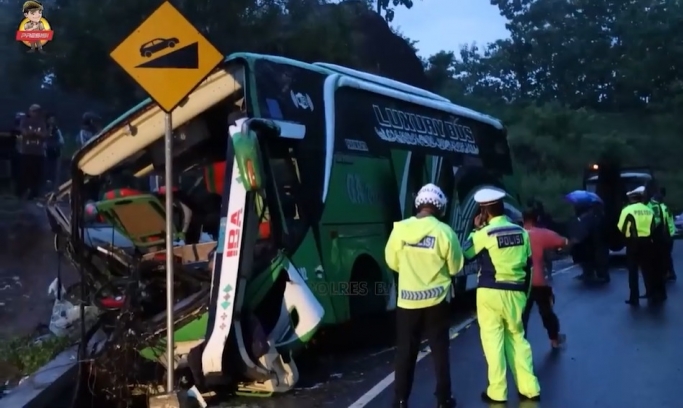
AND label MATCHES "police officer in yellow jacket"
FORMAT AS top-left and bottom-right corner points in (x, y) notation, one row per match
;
(650, 188), (676, 281)
(619, 186), (662, 305)
(385, 183), (462, 408)
(463, 187), (541, 404)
